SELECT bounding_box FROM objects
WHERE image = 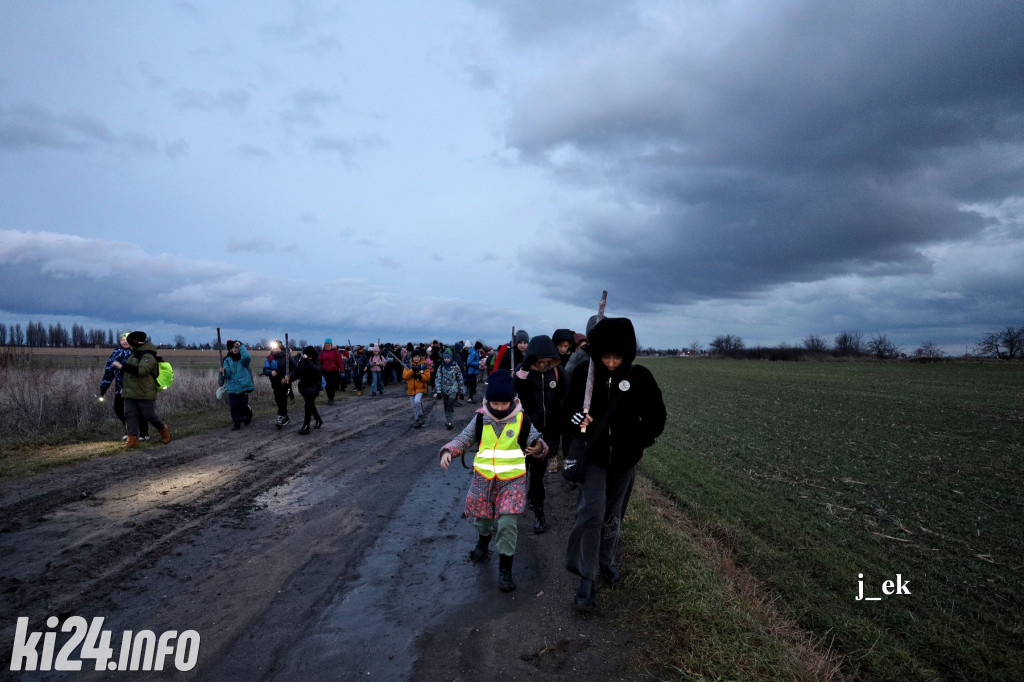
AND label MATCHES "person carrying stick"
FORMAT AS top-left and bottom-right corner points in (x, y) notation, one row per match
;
(563, 309), (666, 612)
